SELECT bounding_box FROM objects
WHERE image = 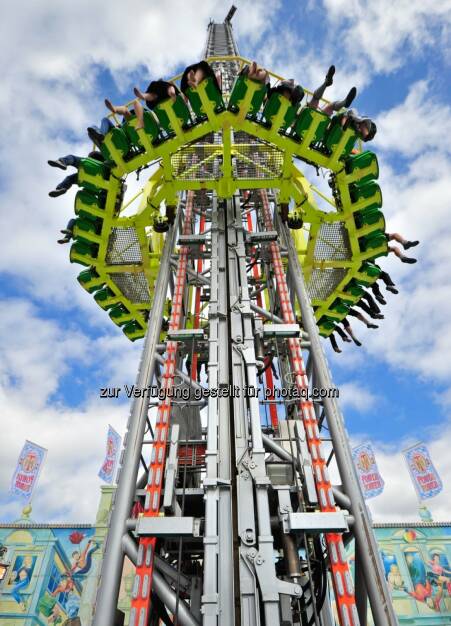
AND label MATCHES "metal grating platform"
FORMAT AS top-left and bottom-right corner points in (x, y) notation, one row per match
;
(106, 228), (143, 265)
(171, 145), (220, 180)
(313, 222), (351, 261)
(308, 267), (348, 301)
(233, 142), (284, 180)
(109, 272), (151, 303)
